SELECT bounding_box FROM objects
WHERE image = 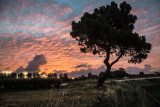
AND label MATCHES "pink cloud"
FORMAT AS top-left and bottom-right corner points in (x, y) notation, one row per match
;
(83, 4), (93, 12)
(141, 24), (160, 33)
(0, 0), (159, 74)
(131, 9), (148, 15)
